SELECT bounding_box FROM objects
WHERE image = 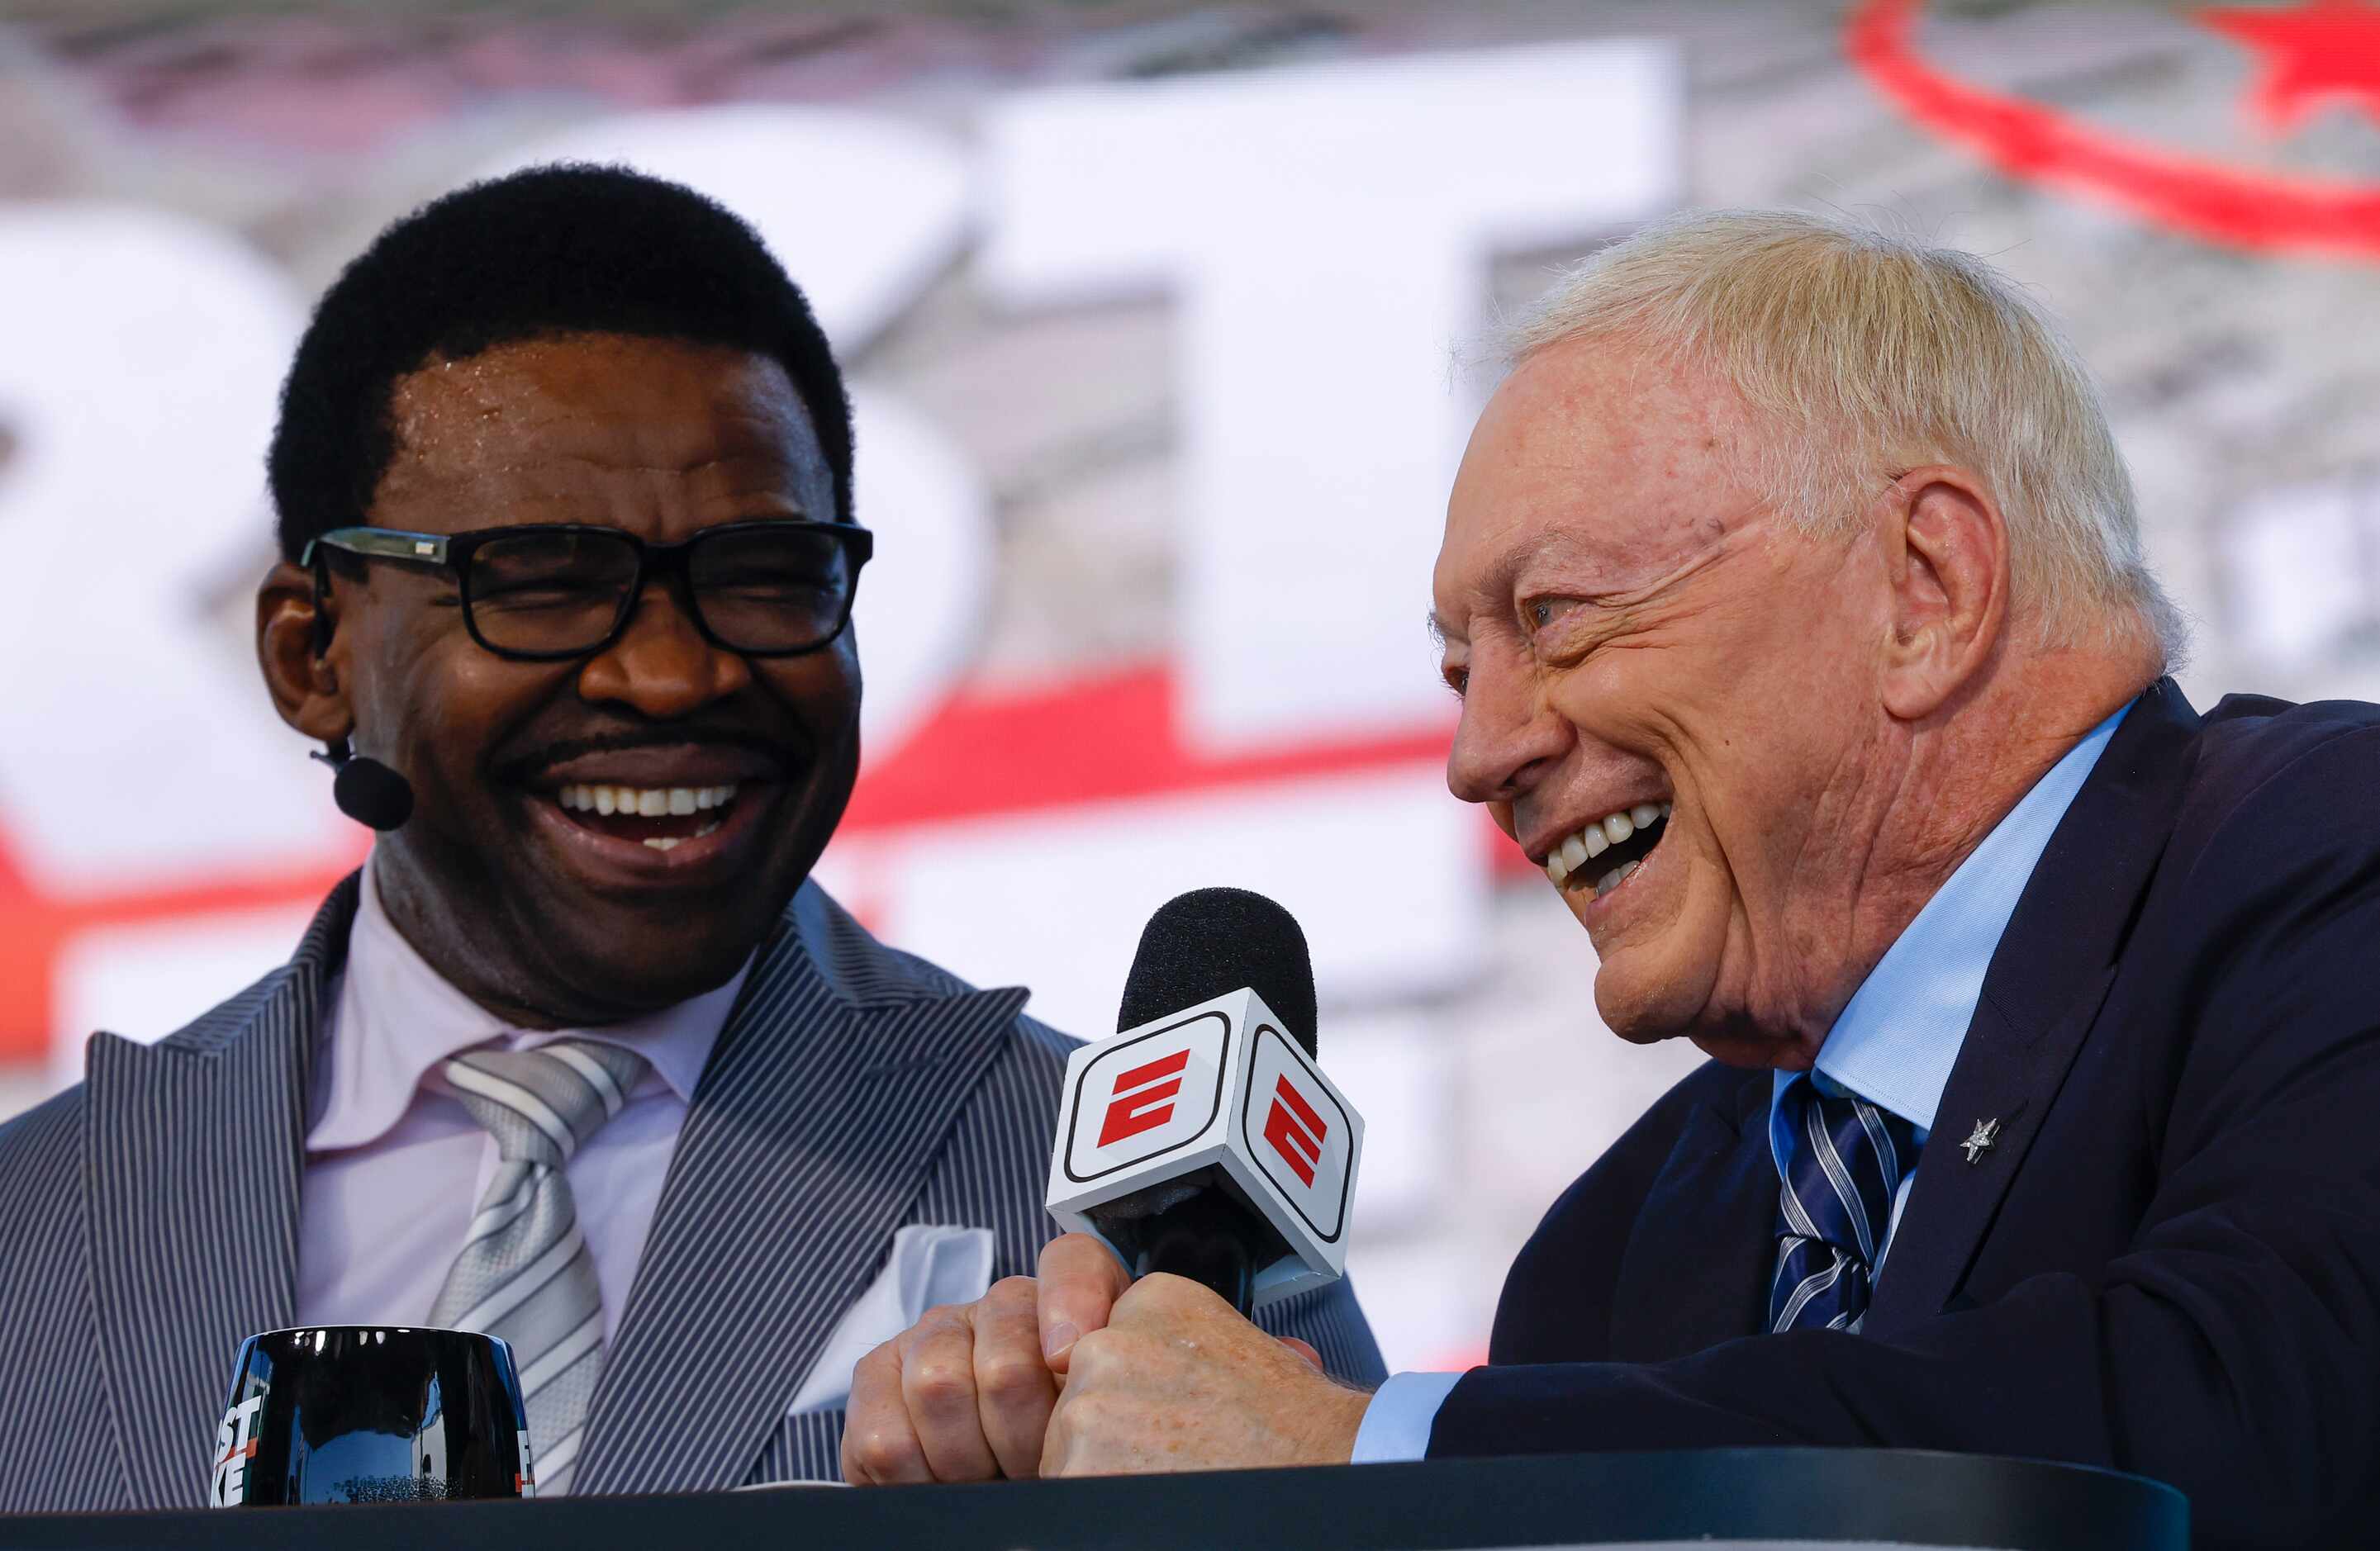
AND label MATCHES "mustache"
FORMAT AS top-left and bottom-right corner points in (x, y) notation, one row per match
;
(492, 725), (810, 784)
